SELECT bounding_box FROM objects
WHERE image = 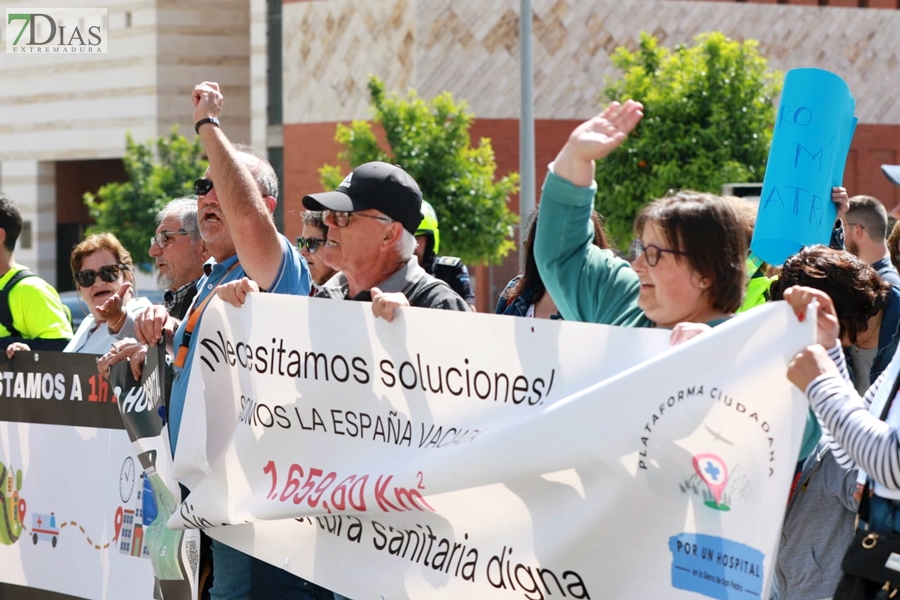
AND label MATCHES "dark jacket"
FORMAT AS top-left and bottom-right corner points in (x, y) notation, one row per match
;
(494, 276), (562, 319)
(165, 279), (201, 321)
(316, 258), (471, 312)
(427, 255), (475, 305)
